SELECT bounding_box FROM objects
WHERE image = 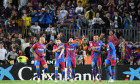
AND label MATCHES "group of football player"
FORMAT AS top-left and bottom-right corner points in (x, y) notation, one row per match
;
(31, 35), (116, 82)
